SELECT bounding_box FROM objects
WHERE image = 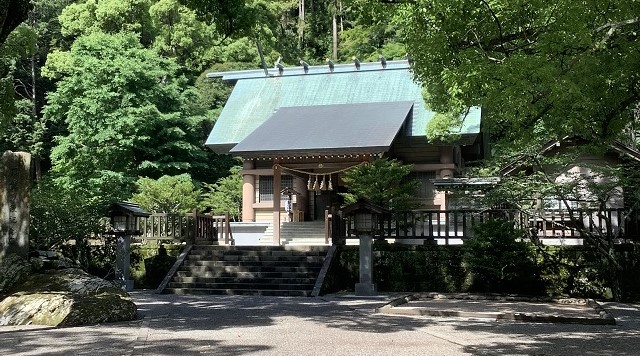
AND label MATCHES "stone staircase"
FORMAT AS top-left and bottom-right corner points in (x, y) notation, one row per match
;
(260, 221), (328, 245)
(163, 246), (328, 296)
